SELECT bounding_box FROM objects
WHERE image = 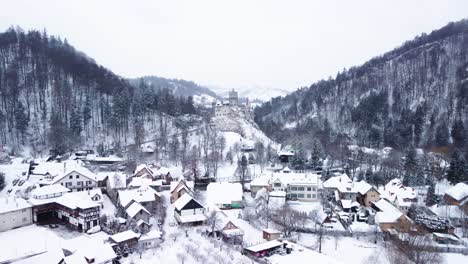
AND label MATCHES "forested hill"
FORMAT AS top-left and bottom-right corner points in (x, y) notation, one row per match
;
(0, 27), (198, 154)
(128, 76), (217, 99)
(255, 20), (468, 153)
